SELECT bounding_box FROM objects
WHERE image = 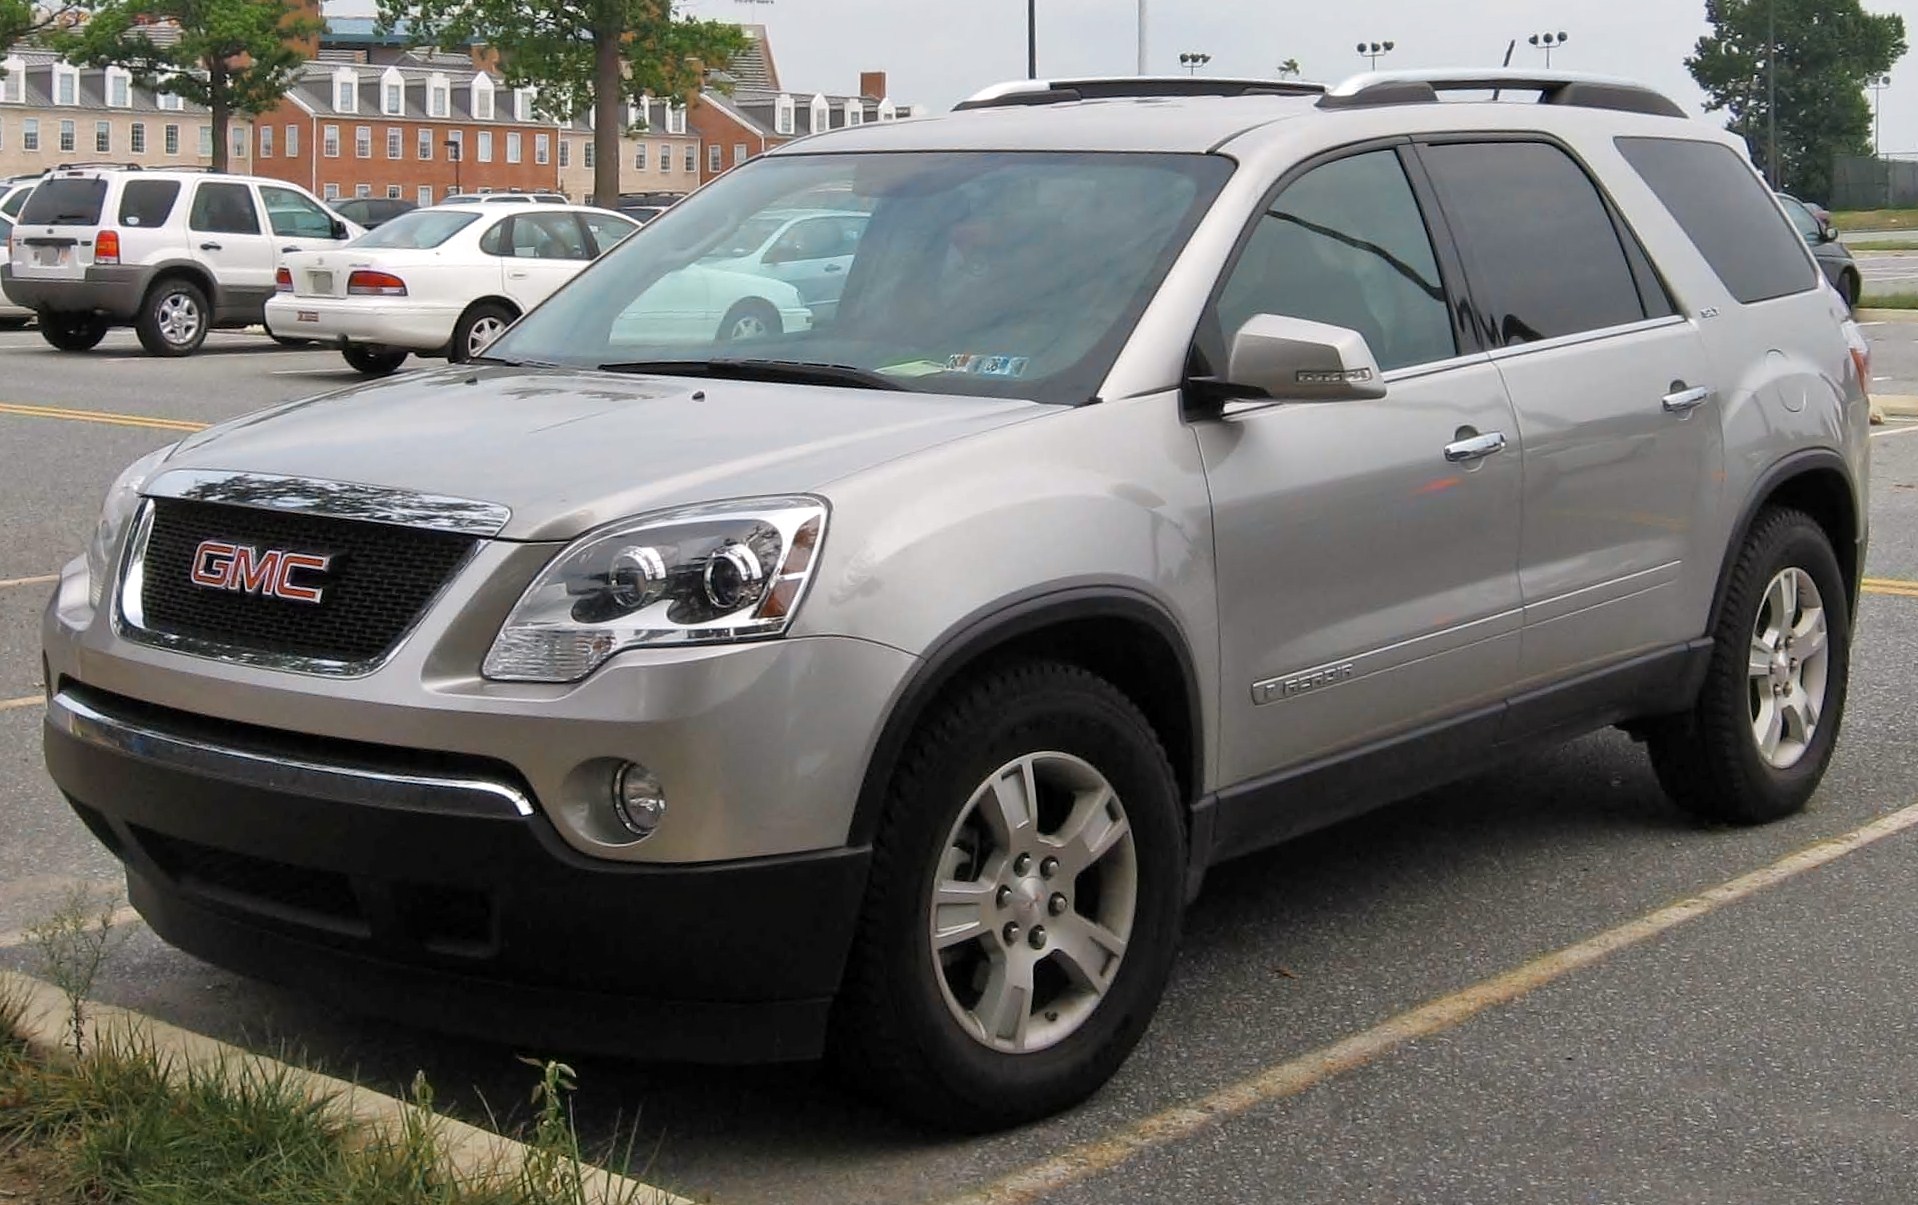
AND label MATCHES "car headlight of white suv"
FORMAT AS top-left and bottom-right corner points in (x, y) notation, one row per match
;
(482, 496), (828, 683)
